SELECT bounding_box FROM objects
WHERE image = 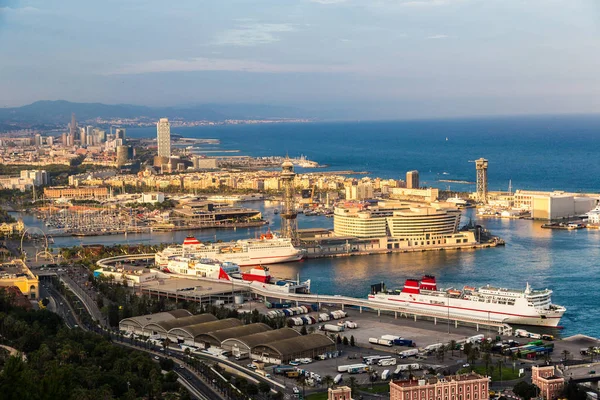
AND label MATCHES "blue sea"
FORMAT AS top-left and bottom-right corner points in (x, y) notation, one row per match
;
(42, 115), (600, 337)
